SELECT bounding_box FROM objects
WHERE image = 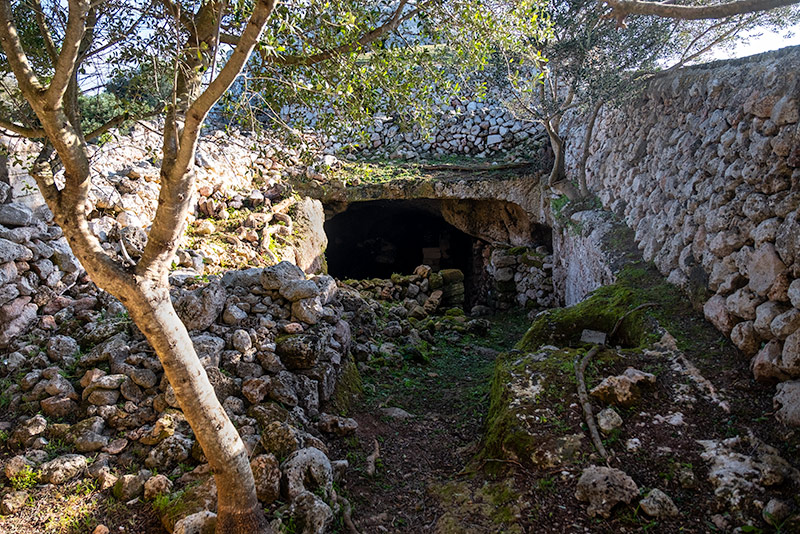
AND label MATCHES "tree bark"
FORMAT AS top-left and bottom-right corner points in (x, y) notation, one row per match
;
(543, 118), (580, 200)
(125, 282), (269, 532)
